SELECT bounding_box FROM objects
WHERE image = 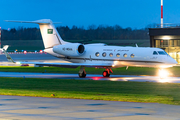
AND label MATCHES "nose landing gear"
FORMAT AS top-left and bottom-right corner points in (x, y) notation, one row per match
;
(79, 66), (86, 78)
